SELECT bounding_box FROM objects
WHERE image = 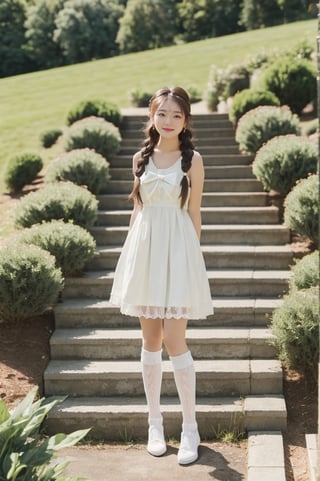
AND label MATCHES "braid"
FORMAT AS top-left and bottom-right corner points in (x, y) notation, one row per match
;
(179, 128), (194, 208)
